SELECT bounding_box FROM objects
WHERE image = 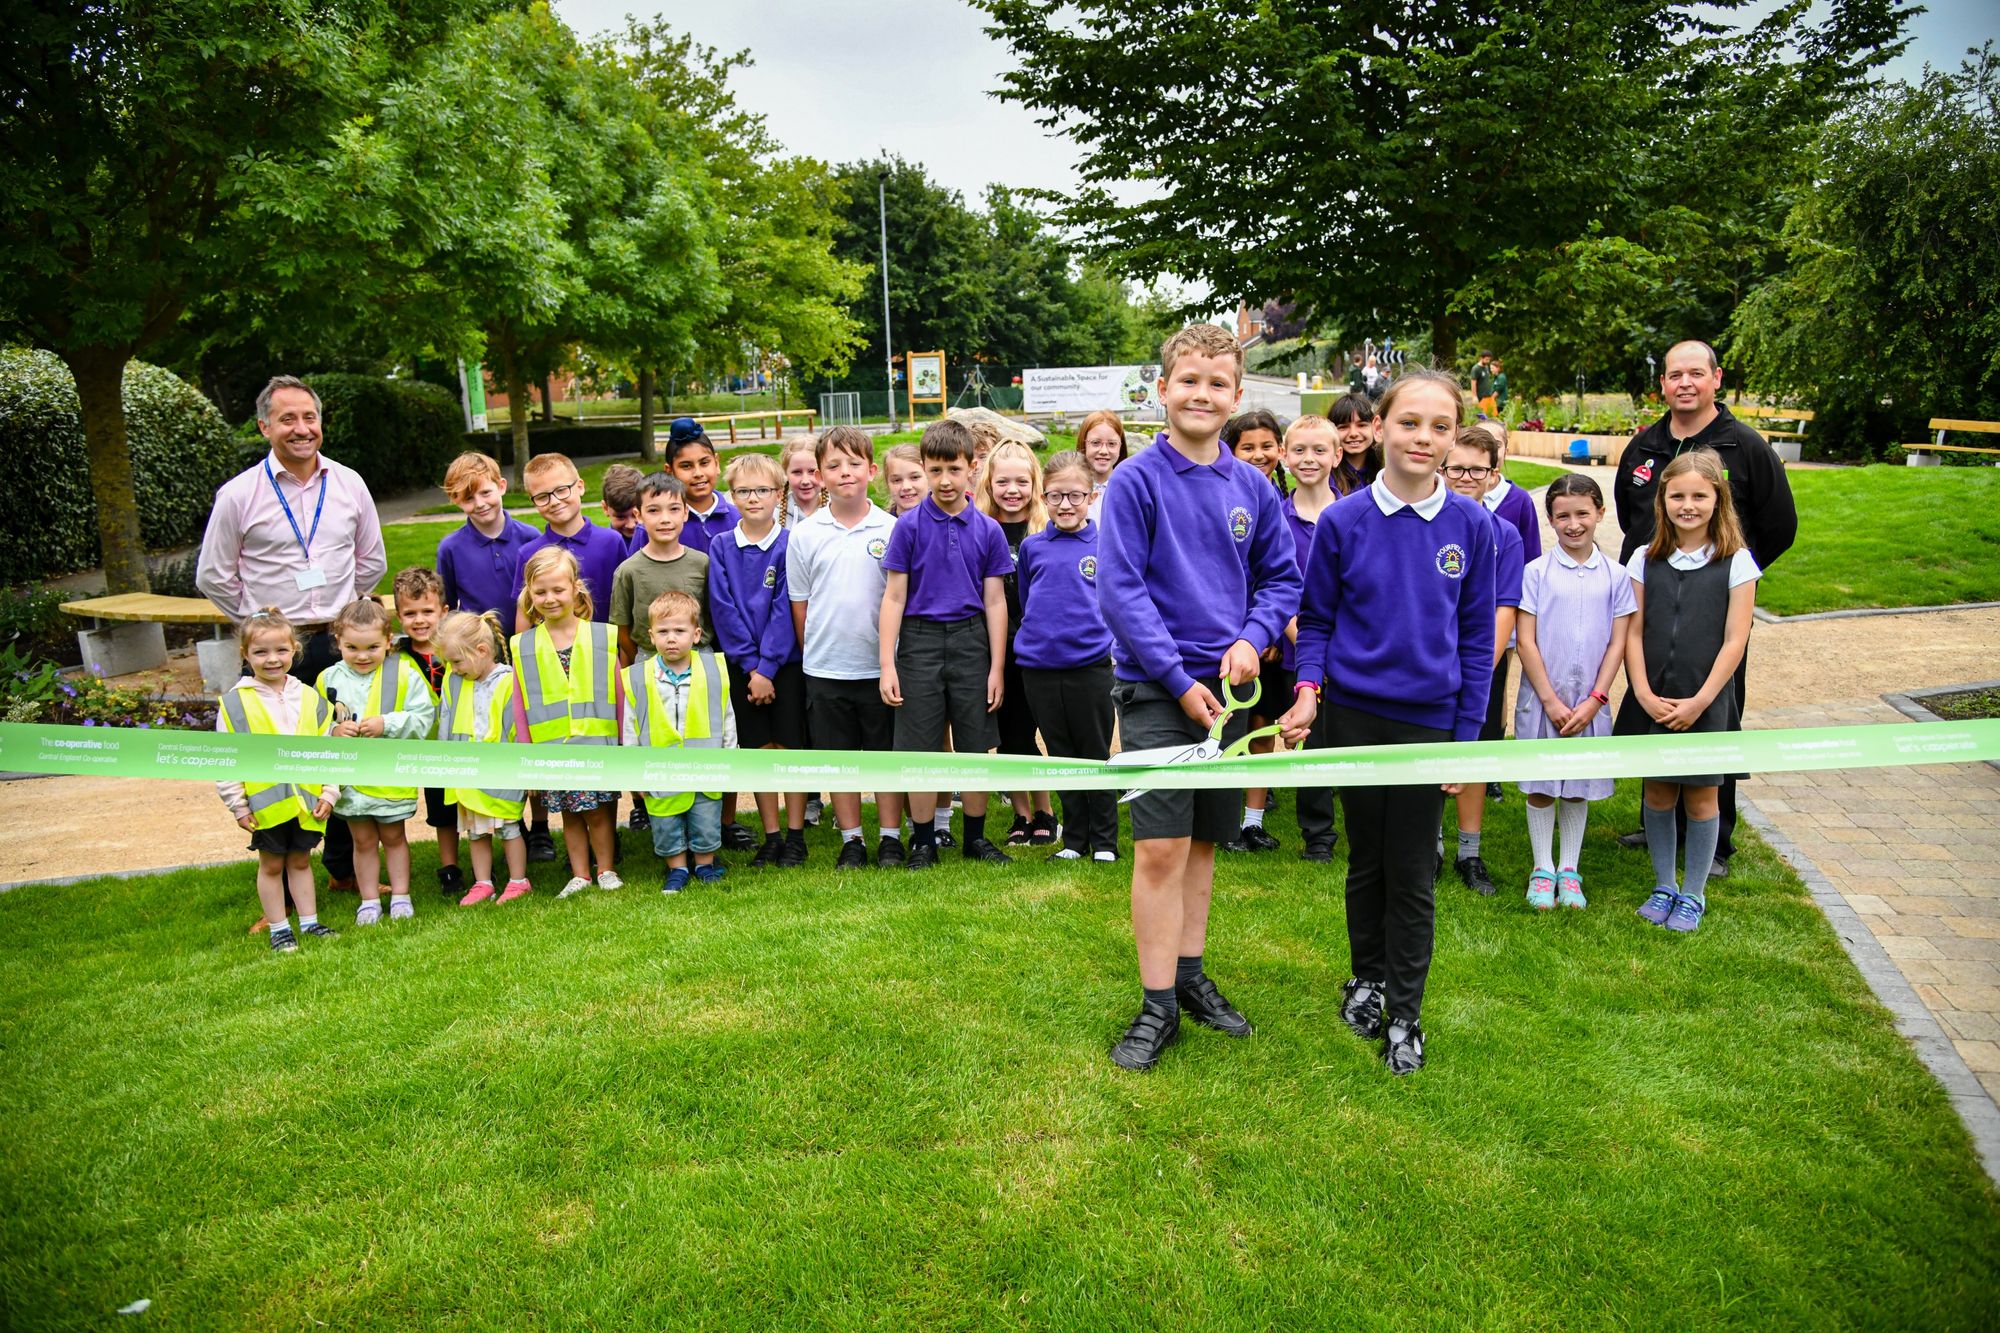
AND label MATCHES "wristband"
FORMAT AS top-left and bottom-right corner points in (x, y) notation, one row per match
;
(1294, 680), (1321, 698)
(1589, 689), (1610, 705)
